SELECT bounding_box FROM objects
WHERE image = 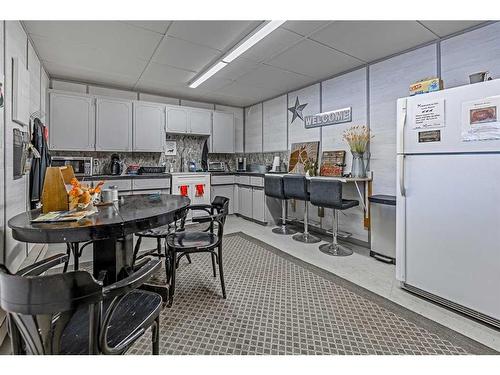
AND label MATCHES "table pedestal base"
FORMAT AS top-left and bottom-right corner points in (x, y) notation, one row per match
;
(93, 235), (134, 283)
